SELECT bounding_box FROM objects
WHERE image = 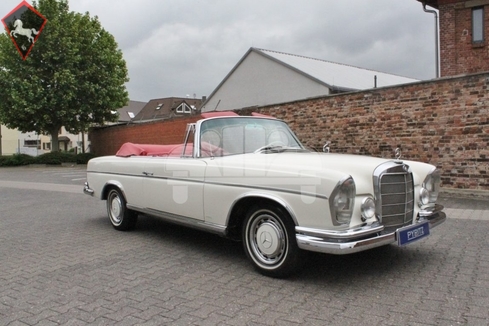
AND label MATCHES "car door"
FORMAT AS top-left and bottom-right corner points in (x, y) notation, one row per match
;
(142, 156), (207, 220)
